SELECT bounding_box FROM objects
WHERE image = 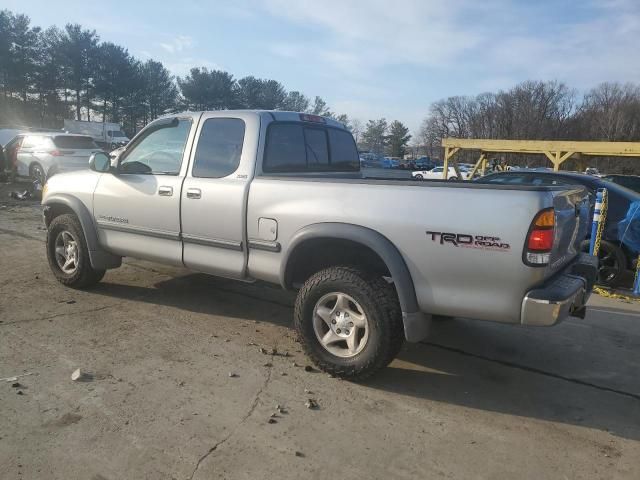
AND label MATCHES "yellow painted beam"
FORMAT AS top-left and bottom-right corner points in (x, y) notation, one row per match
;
(470, 152), (486, 179)
(543, 151), (556, 164)
(559, 151), (574, 163)
(442, 138), (640, 157)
